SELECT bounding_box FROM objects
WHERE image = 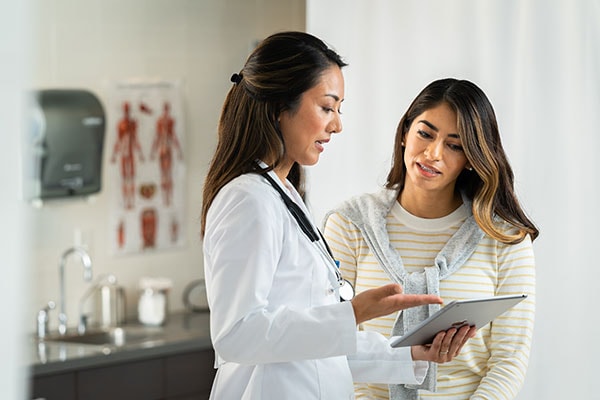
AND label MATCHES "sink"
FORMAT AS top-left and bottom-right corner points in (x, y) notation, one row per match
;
(44, 326), (163, 348)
